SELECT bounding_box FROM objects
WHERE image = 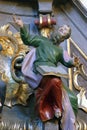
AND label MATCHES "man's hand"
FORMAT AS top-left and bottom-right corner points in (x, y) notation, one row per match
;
(13, 15), (24, 28)
(74, 56), (80, 67)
